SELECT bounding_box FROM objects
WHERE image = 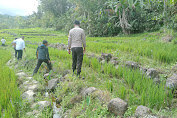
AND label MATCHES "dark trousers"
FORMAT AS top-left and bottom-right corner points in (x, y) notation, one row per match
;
(16, 50), (23, 60)
(72, 47), (83, 74)
(2, 44), (5, 46)
(14, 48), (17, 58)
(33, 59), (52, 74)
